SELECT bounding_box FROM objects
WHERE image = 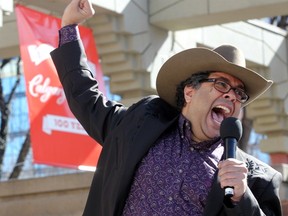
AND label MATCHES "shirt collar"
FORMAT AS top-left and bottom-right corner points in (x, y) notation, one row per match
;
(178, 114), (222, 150)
